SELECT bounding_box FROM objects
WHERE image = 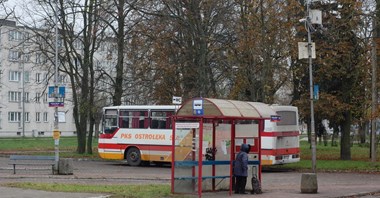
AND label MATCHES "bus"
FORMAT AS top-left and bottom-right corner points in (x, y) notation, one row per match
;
(98, 105), (300, 166)
(261, 105), (300, 165)
(98, 105), (177, 166)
